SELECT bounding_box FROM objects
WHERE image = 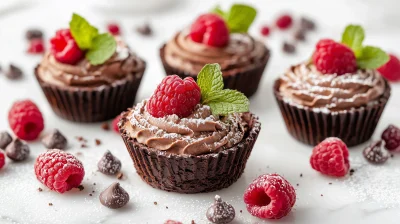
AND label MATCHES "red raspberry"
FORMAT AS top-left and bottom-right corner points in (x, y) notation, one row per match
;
(276, 14), (293, 30)
(190, 13), (229, 47)
(50, 29), (84, 65)
(27, 39), (45, 54)
(381, 125), (400, 151)
(260, 25), (271, 36)
(147, 75), (201, 118)
(112, 115), (121, 133)
(8, 100), (44, 141)
(310, 137), (350, 177)
(34, 149), (85, 193)
(244, 174), (296, 220)
(107, 23), (121, 36)
(378, 54), (400, 82)
(164, 221), (182, 224)
(0, 152), (5, 169)
(312, 39), (357, 75)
